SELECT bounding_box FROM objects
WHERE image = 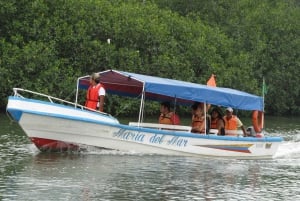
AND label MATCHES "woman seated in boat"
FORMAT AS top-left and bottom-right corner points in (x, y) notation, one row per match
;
(158, 101), (180, 125)
(210, 107), (225, 135)
(223, 107), (247, 136)
(191, 102), (208, 134)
